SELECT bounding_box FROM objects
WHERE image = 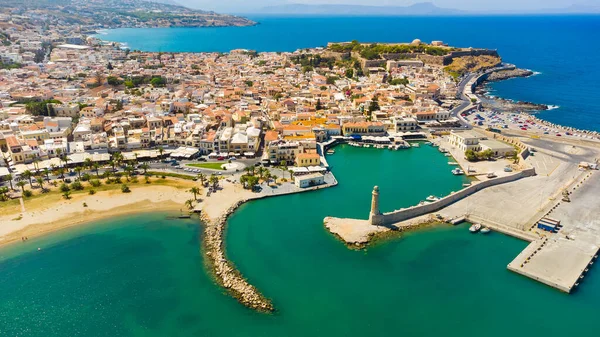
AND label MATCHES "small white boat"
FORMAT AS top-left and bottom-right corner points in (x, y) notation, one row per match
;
(444, 153), (452, 157)
(462, 183), (471, 187)
(326, 149), (335, 154)
(411, 143), (420, 148)
(425, 195), (440, 202)
(469, 224), (482, 233)
(452, 168), (465, 175)
(480, 227), (491, 234)
(448, 162), (460, 166)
